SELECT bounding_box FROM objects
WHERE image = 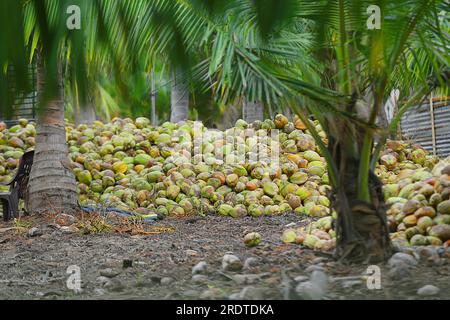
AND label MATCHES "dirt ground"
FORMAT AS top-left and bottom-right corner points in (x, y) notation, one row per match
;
(0, 213), (449, 300)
